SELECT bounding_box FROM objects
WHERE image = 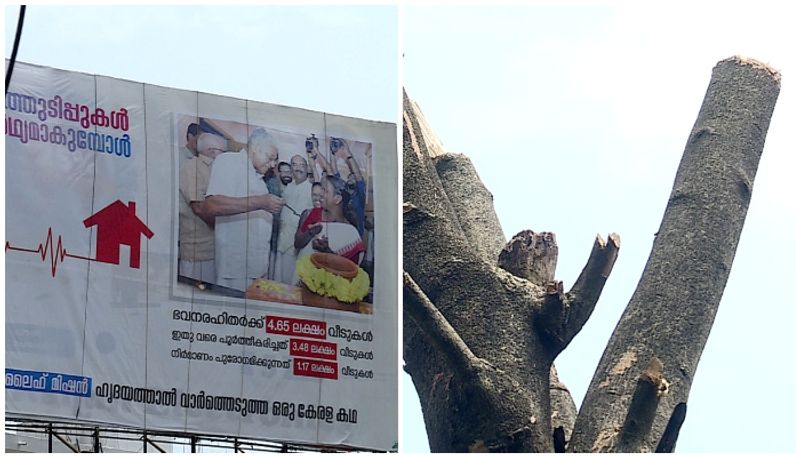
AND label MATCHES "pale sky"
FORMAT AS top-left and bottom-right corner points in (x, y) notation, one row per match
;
(403, 3), (797, 453)
(4, 5), (398, 122)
